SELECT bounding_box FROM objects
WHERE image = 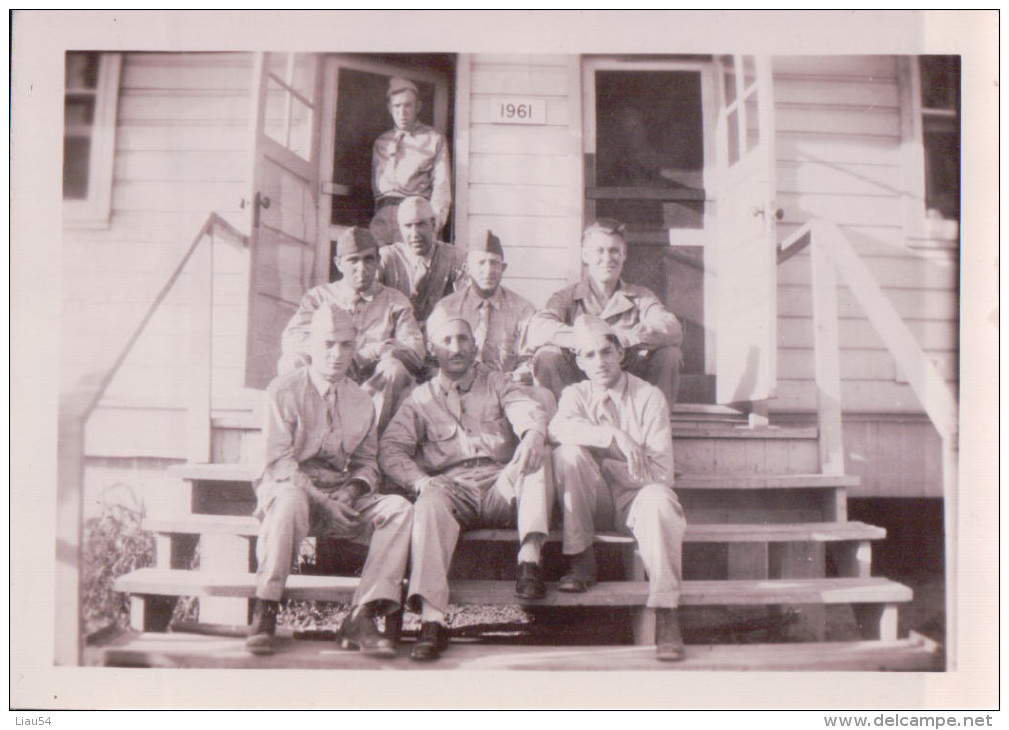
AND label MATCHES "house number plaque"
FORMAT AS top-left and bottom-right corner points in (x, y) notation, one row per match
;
(491, 97), (546, 125)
